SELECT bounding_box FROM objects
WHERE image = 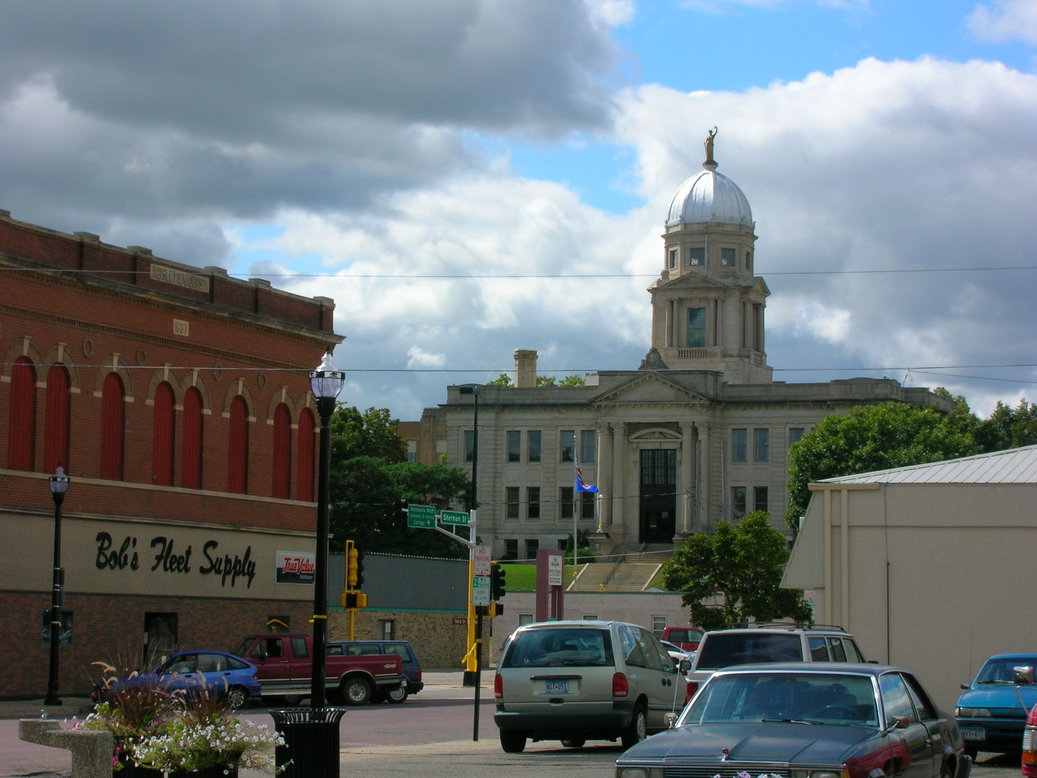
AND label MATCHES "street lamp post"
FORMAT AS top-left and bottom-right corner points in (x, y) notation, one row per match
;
(308, 350), (344, 709)
(45, 466), (70, 706)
